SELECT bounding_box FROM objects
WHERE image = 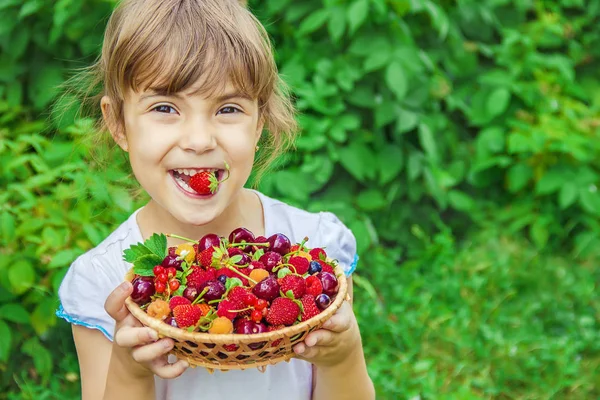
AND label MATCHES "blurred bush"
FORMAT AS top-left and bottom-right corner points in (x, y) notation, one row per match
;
(1, 0), (599, 398)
